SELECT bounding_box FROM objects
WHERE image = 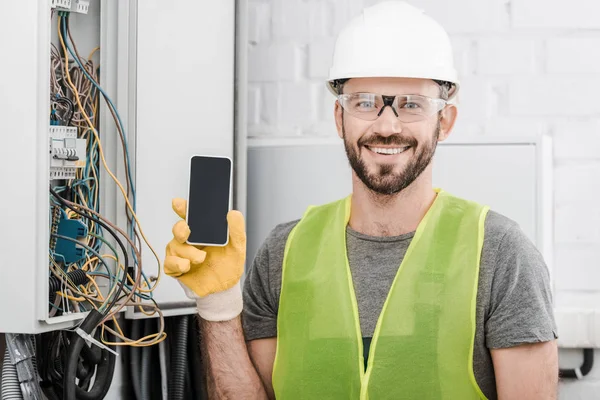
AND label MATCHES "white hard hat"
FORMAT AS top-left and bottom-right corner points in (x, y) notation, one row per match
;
(327, 1), (459, 99)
